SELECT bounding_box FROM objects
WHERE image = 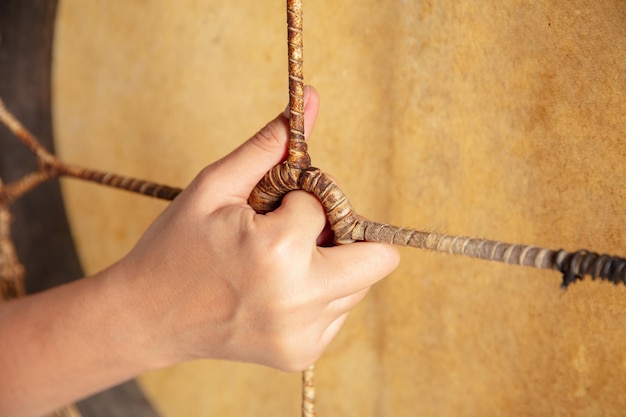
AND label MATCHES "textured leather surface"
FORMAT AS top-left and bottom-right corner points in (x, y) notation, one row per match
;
(53, 1), (626, 416)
